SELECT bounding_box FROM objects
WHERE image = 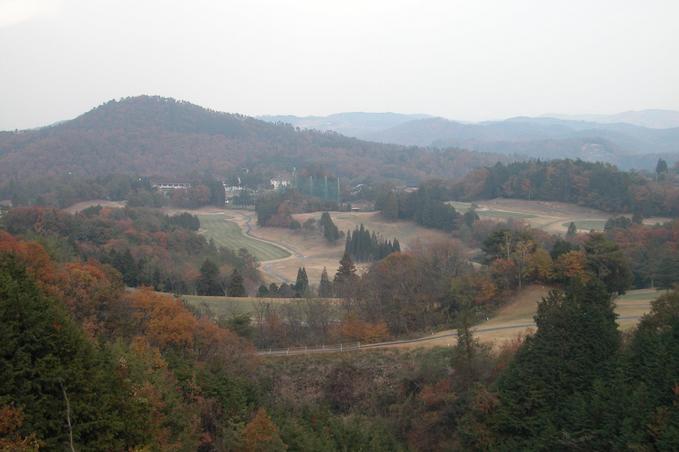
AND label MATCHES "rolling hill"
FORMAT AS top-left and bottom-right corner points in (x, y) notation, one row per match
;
(0, 96), (510, 185)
